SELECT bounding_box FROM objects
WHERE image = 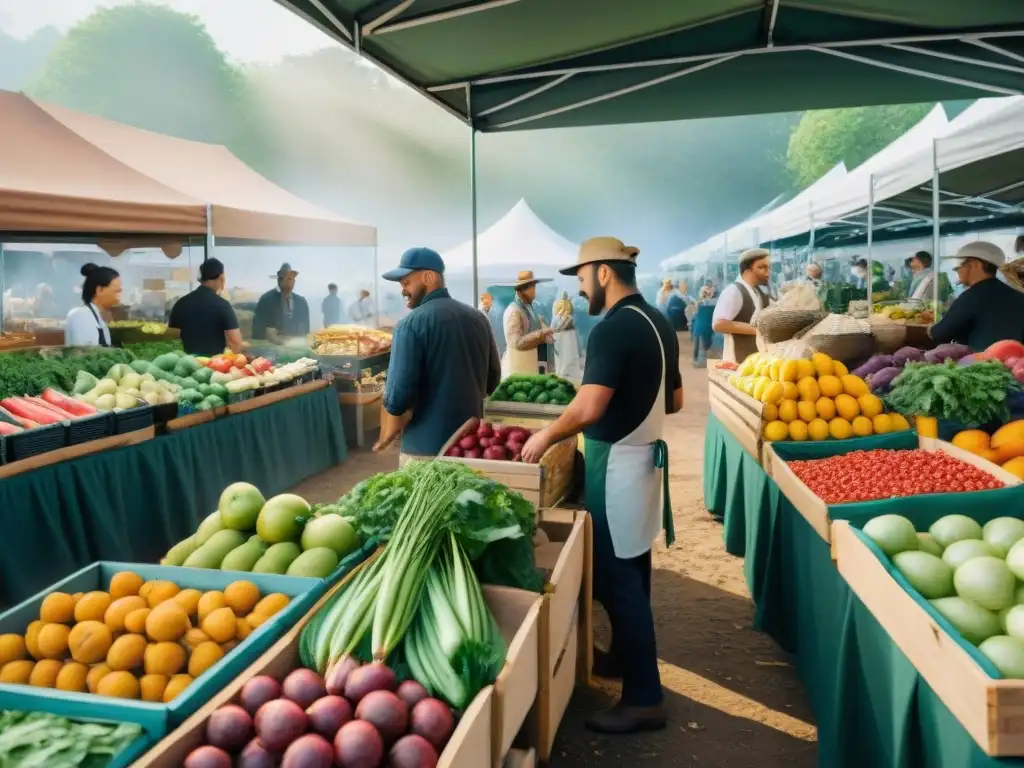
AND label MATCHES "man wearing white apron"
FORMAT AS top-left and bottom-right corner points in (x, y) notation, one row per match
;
(522, 237), (681, 734)
(501, 270), (555, 377)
